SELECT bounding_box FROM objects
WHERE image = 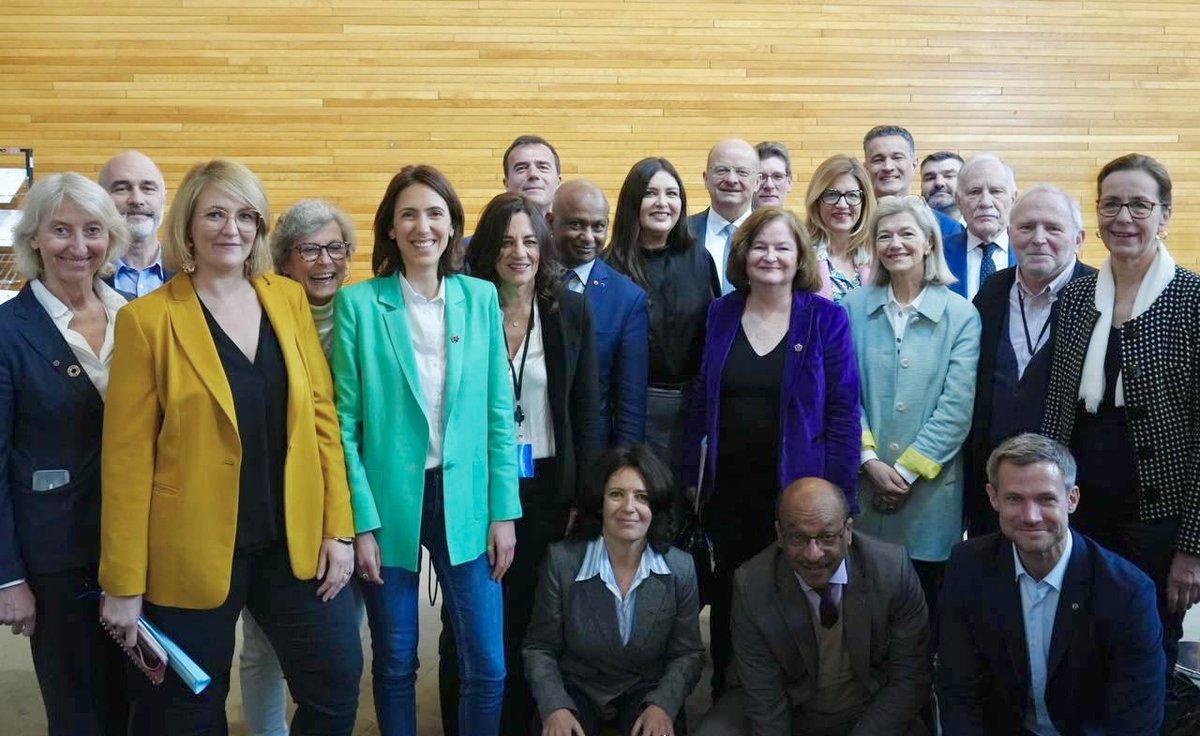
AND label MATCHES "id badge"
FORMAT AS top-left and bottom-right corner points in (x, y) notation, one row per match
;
(517, 443), (535, 478)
